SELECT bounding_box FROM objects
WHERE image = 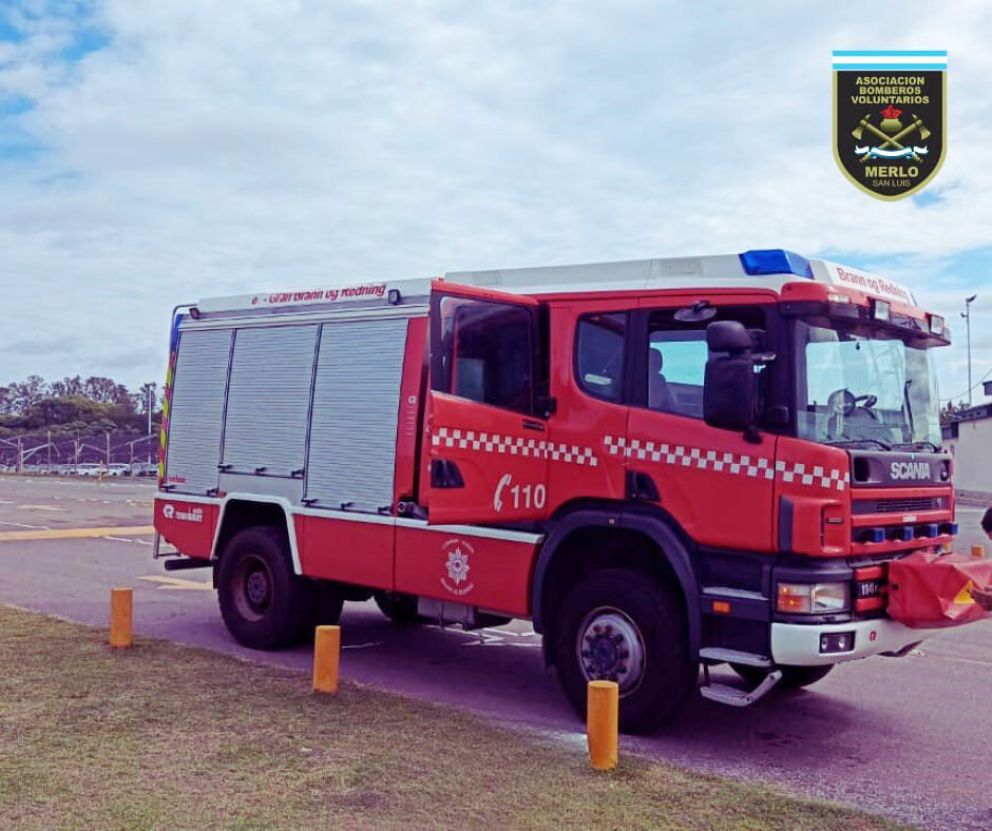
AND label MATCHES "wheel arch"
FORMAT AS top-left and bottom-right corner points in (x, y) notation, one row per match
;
(531, 502), (700, 662)
(212, 494), (301, 575)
